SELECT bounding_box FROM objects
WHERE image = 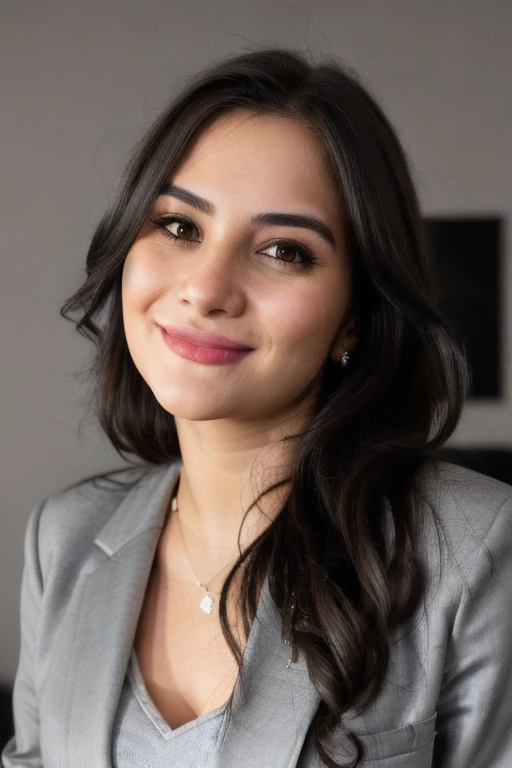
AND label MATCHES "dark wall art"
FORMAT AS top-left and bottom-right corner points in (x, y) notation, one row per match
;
(425, 217), (503, 399)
